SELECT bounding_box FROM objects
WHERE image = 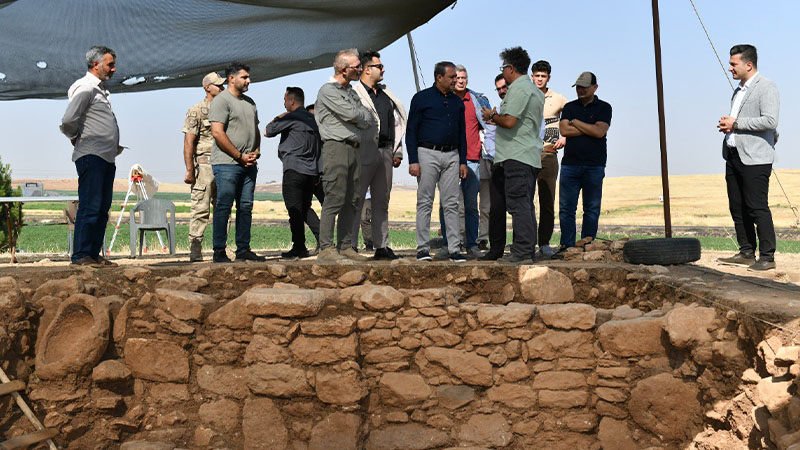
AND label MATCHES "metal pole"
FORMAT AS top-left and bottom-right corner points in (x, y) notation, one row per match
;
(651, 0), (672, 238)
(407, 33), (421, 92)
